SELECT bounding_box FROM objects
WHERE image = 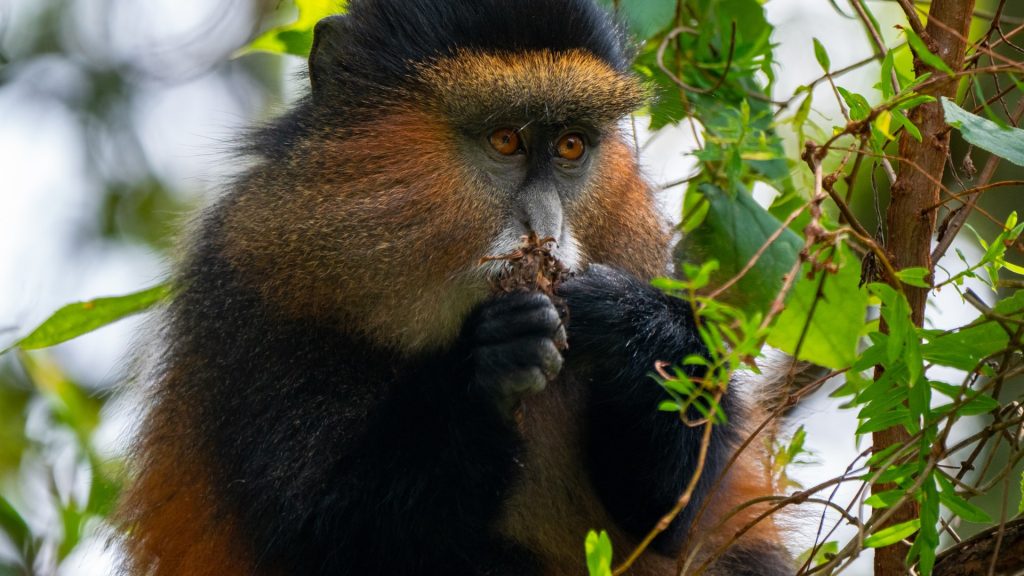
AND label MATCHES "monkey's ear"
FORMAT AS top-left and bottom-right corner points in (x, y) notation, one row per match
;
(308, 15), (347, 98)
